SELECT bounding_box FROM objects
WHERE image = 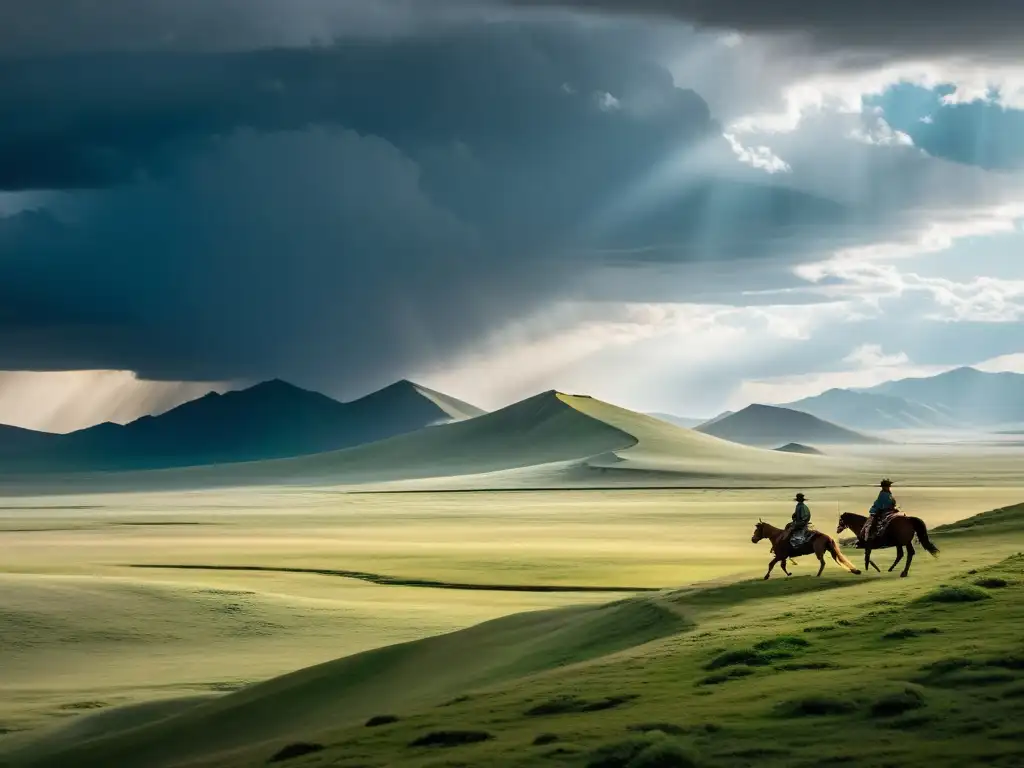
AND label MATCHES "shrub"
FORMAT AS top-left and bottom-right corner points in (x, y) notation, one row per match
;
(526, 694), (637, 716)
(870, 689), (925, 718)
(408, 730), (493, 748)
(975, 577), (1009, 589)
(268, 743), (325, 763)
(775, 696), (856, 717)
(882, 627), (941, 640)
(586, 737), (655, 768)
(916, 585), (991, 604)
(627, 740), (698, 768)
